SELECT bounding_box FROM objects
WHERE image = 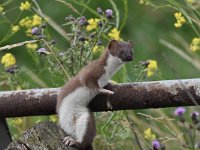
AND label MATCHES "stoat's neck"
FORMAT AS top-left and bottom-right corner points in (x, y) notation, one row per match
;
(106, 53), (123, 76)
(98, 53), (123, 88)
